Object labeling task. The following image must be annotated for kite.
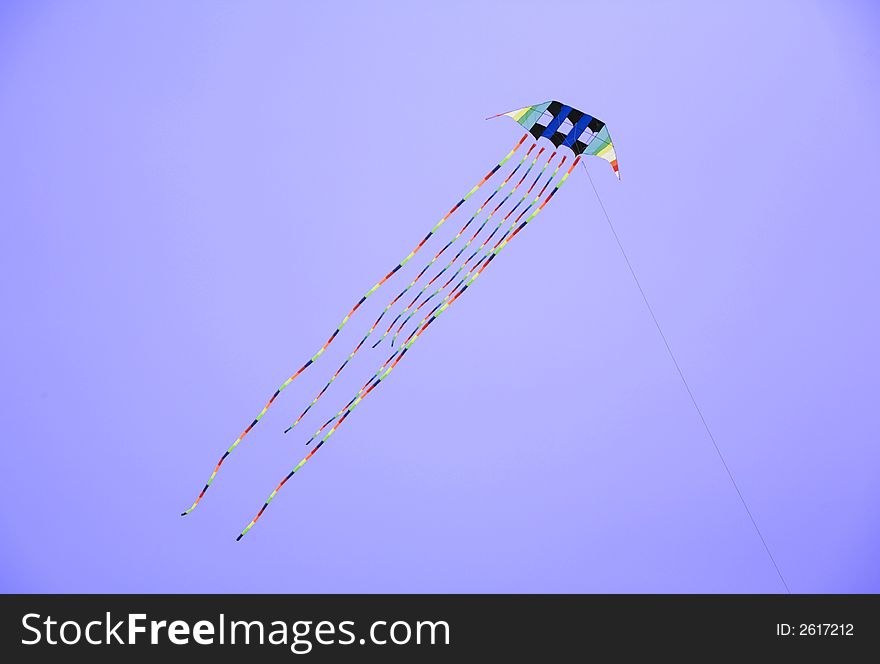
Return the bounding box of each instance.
[181,100,620,539]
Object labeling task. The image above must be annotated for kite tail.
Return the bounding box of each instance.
[281,143,539,435]
[181,133,529,516]
[370,145,544,349]
[389,171,536,328]
[301,322,412,446]
[381,147,552,347]
[395,154,568,345]
[362,141,534,356]
[462,152,562,268]
[236,156,581,539]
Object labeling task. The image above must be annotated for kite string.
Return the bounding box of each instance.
[237,157,581,540]
[180,133,530,516]
[580,161,791,594]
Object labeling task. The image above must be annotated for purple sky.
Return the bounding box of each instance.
[1,1,878,593]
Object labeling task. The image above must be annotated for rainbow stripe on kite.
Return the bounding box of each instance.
[495,100,619,179]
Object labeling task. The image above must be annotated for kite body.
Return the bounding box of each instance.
[496,100,619,178]
[183,101,619,538]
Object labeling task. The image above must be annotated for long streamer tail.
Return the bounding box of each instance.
[394,154,567,345]
[380,148,553,348]
[281,143,539,435]
[371,145,544,350]
[181,133,529,516]
[236,156,581,539]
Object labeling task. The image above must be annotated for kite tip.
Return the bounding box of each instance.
[282,426,292,434]
[235,533,243,542]
[180,511,188,517]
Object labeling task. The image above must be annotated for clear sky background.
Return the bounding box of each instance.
[1,1,878,593]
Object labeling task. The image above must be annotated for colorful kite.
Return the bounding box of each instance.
[182,101,619,539]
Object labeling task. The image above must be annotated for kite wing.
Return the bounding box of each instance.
[495,100,620,179]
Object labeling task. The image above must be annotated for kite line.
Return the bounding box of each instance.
[580,161,791,593]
